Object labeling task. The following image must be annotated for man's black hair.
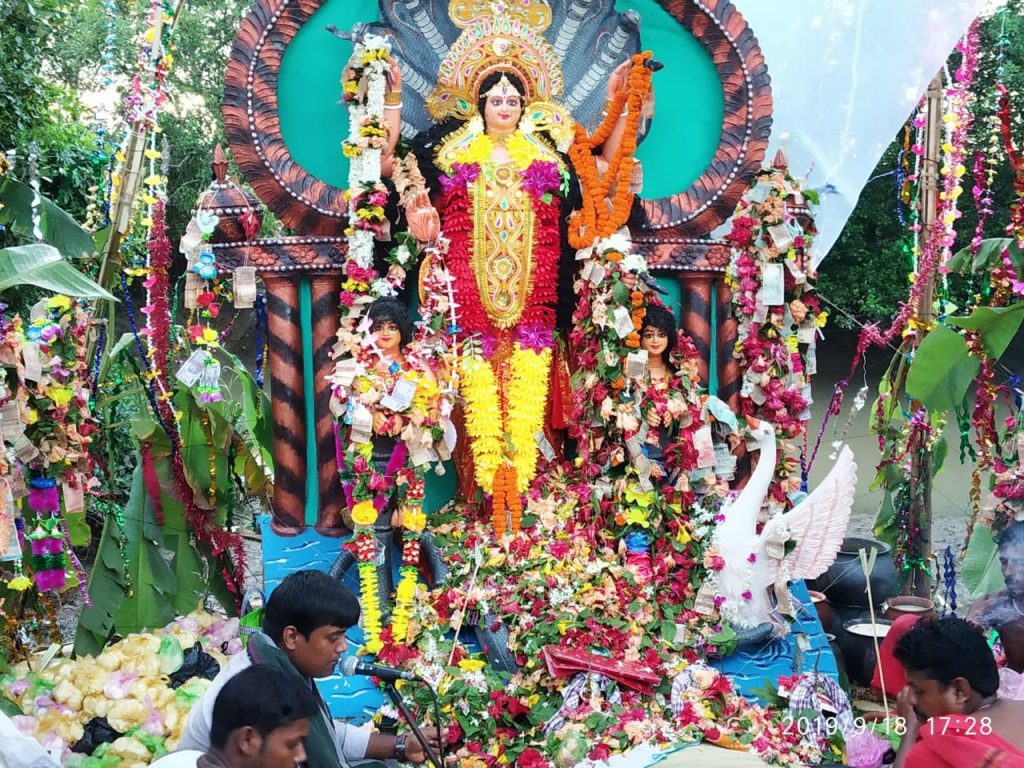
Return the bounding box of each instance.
[209,666,318,750]
[893,616,999,697]
[367,298,414,349]
[262,569,360,643]
[476,70,527,121]
[641,304,679,361]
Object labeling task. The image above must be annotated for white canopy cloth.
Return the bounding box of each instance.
[735,0,988,267]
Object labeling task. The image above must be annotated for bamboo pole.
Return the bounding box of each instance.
[906,71,944,596]
[86,0,188,367]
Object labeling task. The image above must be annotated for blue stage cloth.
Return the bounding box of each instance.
[711,580,839,702]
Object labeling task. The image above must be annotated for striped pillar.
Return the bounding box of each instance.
[311,273,346,535]
[716,279,742,411]
[264,275,307,534]
[677,272,714,389]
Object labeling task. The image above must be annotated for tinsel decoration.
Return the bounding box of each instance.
[28,518,67,593]
[28,476,60,515]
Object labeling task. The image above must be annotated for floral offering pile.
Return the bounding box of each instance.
[372,483,837,767]
[2,610,241,768]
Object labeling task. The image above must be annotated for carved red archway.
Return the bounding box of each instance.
[223,0,772,257]
[219,0,773,531]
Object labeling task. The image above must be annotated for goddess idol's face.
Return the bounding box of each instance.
[483,90,523,135]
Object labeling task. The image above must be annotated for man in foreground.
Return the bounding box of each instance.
[177,569,438,766]
[893,616,1024,767]
[205,665,316,768]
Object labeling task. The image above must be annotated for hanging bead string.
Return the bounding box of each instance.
[254,292,267,388]
[90,323,106,392]
[942,545,958,615]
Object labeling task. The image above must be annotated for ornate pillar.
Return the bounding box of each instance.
[677,271,714,389]
[311,272,346,535]
[715,278,741,411]
[264,275,308,534]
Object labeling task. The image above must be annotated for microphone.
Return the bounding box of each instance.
[644,59,664,72]
[341,656,420,683]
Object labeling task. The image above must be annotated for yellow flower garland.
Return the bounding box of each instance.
[506,344,552,492]
[390,568,419,643]
[460,355,505,494]
[358,562,384,654]
[460,345,551,493]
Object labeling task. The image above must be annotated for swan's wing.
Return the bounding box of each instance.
[761,445,857,585]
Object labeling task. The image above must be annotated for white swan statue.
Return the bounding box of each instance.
[714,417,858,633]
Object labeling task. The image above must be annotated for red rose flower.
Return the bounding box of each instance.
[517,747,550,768]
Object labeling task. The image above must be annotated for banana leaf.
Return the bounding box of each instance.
[114,460,177,635]
[0,175,95,260]
[152,447,214,617]
[905,324,979,412]
[946,303,1024,359]
[947,237,1024,274]
[0,243,115,300]
[75,466,137,655]
[962,524,1006,597]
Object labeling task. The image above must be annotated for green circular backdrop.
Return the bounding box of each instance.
[278,0,724,200]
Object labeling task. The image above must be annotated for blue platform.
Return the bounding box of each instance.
[260,516,839,719]
[259,514,386,722]
[712,580,840,699]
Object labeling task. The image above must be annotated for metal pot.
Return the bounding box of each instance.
[834,616,893,687]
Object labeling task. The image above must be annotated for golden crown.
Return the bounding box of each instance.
[426,0,564,121]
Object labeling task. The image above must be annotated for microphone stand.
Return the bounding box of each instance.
[382,680,442,768]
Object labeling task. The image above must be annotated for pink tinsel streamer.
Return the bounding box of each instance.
[141,442,165,526]
[56,513,91,607]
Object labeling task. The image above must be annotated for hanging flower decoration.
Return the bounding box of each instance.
[329,33,456,654]
[724,154,825,509]
[0,298,97,602]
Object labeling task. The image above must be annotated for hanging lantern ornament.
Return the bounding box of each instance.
[193,247,217,281]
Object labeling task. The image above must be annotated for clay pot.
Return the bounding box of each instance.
[885,595,937,622]
[808,589,831,631]
[835,616,893,687]
[810,536,898,609]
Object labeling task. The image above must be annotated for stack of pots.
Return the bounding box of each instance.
[808,536,899,686]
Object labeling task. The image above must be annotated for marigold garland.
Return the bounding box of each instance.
[460,355,505,494]
[357,562,385,653]
[568,52,653,248]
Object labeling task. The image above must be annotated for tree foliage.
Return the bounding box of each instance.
[0,1,101,223]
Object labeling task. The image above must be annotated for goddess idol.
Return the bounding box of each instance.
[380,0,653,517]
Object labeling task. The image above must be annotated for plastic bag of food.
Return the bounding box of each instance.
[168,644,219,689]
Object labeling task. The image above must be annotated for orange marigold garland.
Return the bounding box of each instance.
[568,52,653,248]
[490,463,523,538]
